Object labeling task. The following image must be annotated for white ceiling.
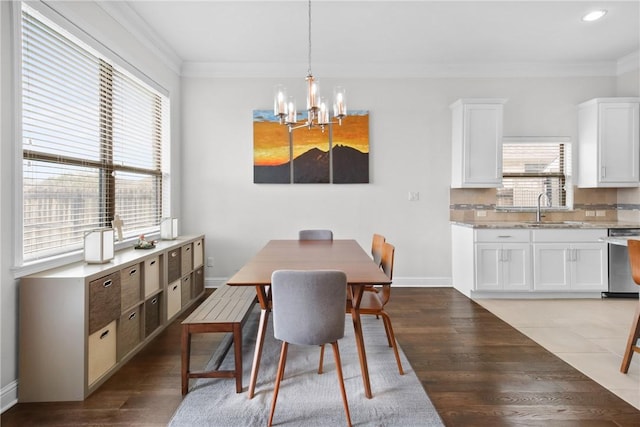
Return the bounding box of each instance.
[106,1,640,77]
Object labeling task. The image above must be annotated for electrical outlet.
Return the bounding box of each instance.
[585,211,595,217]
[408,191,419,201]
[596,210,606,217]
[207,256,214,267]
[476,211,487,217]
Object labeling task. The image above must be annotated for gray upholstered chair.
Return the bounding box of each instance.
[268,270,352,427]
[298,229,333,240]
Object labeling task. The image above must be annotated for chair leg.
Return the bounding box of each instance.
[331,342,352,427]
[318,344,325,374]
[381,311,404,375]
[268,342,289,427]
[621,302,640,373]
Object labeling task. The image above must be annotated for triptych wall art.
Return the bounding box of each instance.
[253,110,369,184]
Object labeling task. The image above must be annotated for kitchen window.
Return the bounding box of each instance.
[497,137,572,210]
[18,4,169,265]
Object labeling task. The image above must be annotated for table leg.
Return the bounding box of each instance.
[248,285,271,399]
[350,284,373,398]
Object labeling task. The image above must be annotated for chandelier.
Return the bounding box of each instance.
[273,0,347,132]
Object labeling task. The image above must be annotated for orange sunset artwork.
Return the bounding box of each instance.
[253,110,369,184]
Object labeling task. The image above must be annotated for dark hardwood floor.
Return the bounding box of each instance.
[3,287,640,426]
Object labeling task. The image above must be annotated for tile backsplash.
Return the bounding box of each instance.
[450,187,640,222]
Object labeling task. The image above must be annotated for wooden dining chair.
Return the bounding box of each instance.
[621,239,640,373]
[298,229,333,240]
[371,233,386,267]
[269,270,352,427]
[323,242,404,375]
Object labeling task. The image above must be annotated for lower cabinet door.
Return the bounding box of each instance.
[88,320,117,386]
[117,306,141,361]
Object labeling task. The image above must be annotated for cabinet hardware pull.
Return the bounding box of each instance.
[172,252,177,257]
[497,235,511,238]
[129,268,137,275]
[128,312,137,320]
[103,280,112,288]
[173,285,178,291]
[151,298,157,304]
[186,247,191,252]
[150,260,156,266]
[100,330,110,339]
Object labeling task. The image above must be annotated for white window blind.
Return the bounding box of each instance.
[21,6,167,262]
[497,141,571,209]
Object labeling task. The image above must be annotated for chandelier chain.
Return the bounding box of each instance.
[307,0,312,76]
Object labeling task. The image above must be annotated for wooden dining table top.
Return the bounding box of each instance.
[227,239,391,286]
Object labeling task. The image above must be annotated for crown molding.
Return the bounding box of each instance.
[181,60,620,79]
[95,1,183,75]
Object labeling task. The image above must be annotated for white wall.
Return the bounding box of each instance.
[180,75,620,286]
[0,1,182,410]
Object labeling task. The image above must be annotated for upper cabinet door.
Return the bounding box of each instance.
[451,99,506,188]
[578,98,640,188]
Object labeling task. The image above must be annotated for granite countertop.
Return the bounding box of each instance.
[451,220,640,229]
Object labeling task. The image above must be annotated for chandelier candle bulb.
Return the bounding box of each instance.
[319,97,330,125]
[286,97,297,124]
[306,75,319,111]
[274,85,287,118]
[333,87,347,119]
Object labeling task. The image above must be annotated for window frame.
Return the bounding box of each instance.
[12,2,171,277]
[496,136,573,212]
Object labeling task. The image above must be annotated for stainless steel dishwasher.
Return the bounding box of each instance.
[606,228,640,297]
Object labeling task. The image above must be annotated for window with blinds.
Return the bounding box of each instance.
[497,139,571,209]
[21,5,168,262]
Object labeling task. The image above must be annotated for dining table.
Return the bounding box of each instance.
[227,239,391,399]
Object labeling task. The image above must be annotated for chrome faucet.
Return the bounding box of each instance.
[536,192,547,222]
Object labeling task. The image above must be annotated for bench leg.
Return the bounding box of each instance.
[181,325,191,395]
[233,323,243,393]
[248,307,270,399]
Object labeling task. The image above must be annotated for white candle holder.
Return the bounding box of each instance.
[84,228,115,264]
[161,217,179,240]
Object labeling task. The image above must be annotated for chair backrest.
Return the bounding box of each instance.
[371,233,386,267]
[628,239,640,285]
[271,270,347,346]
[298,229,333,240]
[379,242,395,305]
[381,242,395,280]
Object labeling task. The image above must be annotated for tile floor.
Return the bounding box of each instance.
[477,297,640,410]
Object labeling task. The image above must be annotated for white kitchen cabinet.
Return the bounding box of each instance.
[532,230,607,291]
[451,226,531,294]
[451,98,507,188]
[578,97,640,187]
[476,243,530,291]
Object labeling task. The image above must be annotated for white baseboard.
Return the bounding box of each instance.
[1,380,18,413]
[205,276,452,288]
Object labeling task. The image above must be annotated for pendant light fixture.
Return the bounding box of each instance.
[273,0,347,132]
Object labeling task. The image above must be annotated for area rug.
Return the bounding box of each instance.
[170,308,444,426]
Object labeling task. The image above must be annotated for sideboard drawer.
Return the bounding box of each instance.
[144,295,161,337]
[192,267,204,298]
[89,272,121,335]
[181,243,193,274]
[167,248,181,284]
[193,239,204,268]
[117,306,141,361]
[143,256,160,297]
[88,320,116,386]
[167,280,181,320]
[120,263,141,310]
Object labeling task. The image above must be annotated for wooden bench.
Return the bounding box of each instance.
[181,284,257,395]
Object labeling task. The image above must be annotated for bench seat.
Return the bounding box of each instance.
[181,284,257,394]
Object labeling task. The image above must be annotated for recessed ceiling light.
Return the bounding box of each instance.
[582,10,607,22]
